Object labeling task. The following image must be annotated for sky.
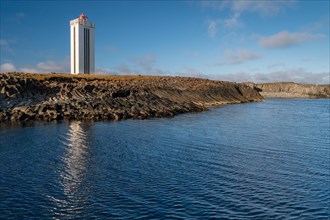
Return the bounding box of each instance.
[0,0,329,84]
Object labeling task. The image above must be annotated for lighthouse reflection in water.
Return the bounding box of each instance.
[58,121,92,215]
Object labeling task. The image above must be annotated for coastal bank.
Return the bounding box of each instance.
[0,73,263,122]
[255,82,330,98]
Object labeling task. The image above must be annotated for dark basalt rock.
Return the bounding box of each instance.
[112,90,131,98]
[0,73,264,122]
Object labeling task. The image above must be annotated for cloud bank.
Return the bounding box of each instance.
[203,0,295,37]
[259,31,324,48]
[0,38,15,54]
[0,59,70,73]
[208,69,329,84]
[216,49,261,65]
[207,15,241,38]
[0,63,16,72]
[201,0,295,16]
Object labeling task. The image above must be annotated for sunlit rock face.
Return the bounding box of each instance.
[255,82,330,98]
[0,73,264,122]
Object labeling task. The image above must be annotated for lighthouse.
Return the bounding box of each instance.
[70,13,95,74]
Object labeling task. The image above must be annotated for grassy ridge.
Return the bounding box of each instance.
[6,72,161,81]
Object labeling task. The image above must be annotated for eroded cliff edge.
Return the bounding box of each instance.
[0,73,263,122]
[254,82,330,98]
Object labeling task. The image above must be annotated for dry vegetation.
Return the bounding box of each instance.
[7,72,162,81]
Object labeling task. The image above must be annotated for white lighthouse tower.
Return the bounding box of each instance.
[70,13,95,74]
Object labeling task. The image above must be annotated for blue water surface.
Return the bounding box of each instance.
[0,99,329,219]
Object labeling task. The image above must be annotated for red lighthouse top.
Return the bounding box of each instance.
[79,13,87,20]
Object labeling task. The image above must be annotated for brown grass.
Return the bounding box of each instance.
[1,72,164,81]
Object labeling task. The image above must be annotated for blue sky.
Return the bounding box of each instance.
[0,0,329,84]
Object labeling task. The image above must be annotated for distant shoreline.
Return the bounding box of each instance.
[254,82,330,99]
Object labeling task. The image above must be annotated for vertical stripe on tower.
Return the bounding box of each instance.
[87,28,90,73]
[84,28,86,73]
[73,27,76,73]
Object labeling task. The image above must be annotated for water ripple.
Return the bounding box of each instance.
[0,99,329,219]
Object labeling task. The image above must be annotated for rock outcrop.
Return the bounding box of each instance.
[254,82,330,98]
[0,73,263,122]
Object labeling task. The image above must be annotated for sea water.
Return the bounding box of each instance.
[0,99,329,219]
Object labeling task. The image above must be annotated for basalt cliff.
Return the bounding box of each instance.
[254,82,330,98]
[0,73,263,122]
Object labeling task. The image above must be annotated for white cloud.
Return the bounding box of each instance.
[267,63,286,70]
[95,67,113,74]
[115,64,139,75]
[259,31,324,48]
[0,63,17,72]
[133,54,156,69]
[234,1,294,16]
[300,16,330,34]
[177,66,329,84]
[103,45,120,54]
[202,1,294,37]
[207,20,219,38]
[200,0,295,16]
[0,38,15,54]
[112,54,168,76]
[216,49,261,65]
[132,54,156,71]
[36,60,69,72]
[19,67,39,73]
[0,58,70,73]
[212,69,330,84]
[207,14,242,38]
[180,67,212,79]
[222,13,241,28]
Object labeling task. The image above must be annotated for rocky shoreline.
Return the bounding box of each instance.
[0,73,264,122]
[255,82,330,98]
